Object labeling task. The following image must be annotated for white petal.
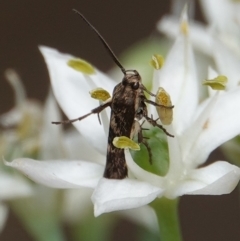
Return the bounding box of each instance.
[154,16,199,134]
[39,46,115,154]
[199,0,234,33]
[165,161,240,198]
[4,69,26,106]
[180,92,219,166]
[63,128,105,165]
[165,125,183,178]
[213,40,240,90]
[185,88,240,166]
[187,161,240,195]
[0,203,8,233]
[0,101,42,130]
[40,90,65,159]
[171,0,194,19]
[0,171,33,200]
[4,158,103,189]
[0,106,23,127]
[92,178,163,216]
[158,15,213,56]
[164,180,206,199]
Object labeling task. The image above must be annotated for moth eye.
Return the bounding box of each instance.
[131,82,139,90]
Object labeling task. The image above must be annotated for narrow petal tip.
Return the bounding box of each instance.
[180,5,189,35]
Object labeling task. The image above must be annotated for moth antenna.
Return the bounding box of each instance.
[73,9,126,74]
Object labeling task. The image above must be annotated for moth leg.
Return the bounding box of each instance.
[144,99,174,109]
[144,114,174,137]
[139,120,150,131]
[141,85,156,97]
[97,113,102,125]
[131,120,153,164]
[52,101,111,125]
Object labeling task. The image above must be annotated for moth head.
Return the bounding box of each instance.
[122,70,142,90]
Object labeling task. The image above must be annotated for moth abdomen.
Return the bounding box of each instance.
[104,143,128,179]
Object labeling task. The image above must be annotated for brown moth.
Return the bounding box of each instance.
[52,9,174,179]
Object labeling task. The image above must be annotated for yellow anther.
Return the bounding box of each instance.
[150,54,164,70]
[202,75,228,90]
[67,59,95,75]
[113,136,140,151]
[89,88,111,101]
[155,87,173,125]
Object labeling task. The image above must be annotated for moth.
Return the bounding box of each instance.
[52,9,174,179]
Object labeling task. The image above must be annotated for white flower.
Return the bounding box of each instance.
[93,12,240,215]
[0,170,33,232]
[4,11,240,217]
[0,69,39,232]
[199,0,240,52]
[0,69,43,159]
[160,2,240,167]
[159,0,240,90]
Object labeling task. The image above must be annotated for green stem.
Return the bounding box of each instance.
[150,197,182,241]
